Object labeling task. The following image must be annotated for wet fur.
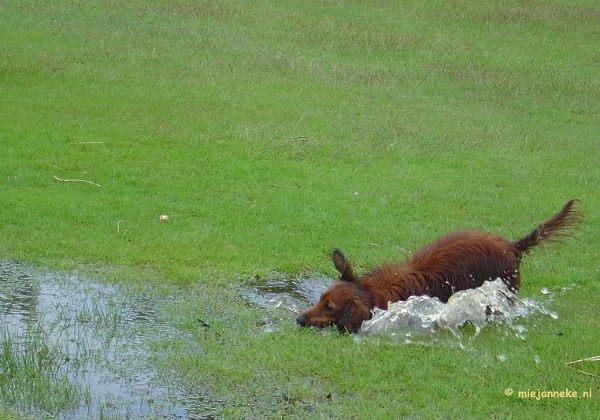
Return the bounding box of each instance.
[297,200,582,333]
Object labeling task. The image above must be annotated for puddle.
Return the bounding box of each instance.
[0,261,212,419]
[244,275,331,313]
[246,275,563,345]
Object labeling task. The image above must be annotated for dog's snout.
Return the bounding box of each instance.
[296,316,307,326]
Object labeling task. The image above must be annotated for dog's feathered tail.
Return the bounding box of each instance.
[513,199,583,254]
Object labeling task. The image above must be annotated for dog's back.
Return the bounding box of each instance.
[363,231,519,305]
[363,200,582,304]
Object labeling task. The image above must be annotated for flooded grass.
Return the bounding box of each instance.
[0,322,80,415]
[0,261,211,419]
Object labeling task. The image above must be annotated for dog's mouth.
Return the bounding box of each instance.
[296,316,337,330]
[296,318,324,328]
[295,316,308,327]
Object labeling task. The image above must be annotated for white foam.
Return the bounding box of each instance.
[358,278,558,344]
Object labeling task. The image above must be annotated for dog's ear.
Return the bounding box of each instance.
[332,249,356,282]
[338,296,371,333]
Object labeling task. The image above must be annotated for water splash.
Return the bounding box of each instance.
[359,279,559,344]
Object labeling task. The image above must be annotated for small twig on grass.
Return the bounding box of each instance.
[53,175,101,187]
[566,355,600,365]
[568,368,598,378]
[197,319,210,328]
[566,355,600,377]
[116,220,127,232]
[52,162,86,174]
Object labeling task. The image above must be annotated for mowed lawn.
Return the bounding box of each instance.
[1,0,599,418]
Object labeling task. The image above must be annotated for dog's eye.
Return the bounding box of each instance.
[324,303,333,313]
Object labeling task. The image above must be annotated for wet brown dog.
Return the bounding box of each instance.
[297,200,582,333]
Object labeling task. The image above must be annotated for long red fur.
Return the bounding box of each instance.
[297,200,582,333]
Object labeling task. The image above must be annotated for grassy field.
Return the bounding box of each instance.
[1,0,599,417]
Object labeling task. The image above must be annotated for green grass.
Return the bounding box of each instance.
[0,324,81,415]
[1,0,599,417]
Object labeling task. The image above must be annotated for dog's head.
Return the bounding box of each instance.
[296,250,372,333]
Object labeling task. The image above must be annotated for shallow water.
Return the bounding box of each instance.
[244,275,331,312]
[0,261,212,419]
[246,275,562,345]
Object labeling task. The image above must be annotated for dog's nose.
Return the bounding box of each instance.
[296,316,307,326]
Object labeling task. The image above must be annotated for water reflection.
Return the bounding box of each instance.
[0,265,40,330]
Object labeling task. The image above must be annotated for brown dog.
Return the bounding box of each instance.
[297,200,582,333]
